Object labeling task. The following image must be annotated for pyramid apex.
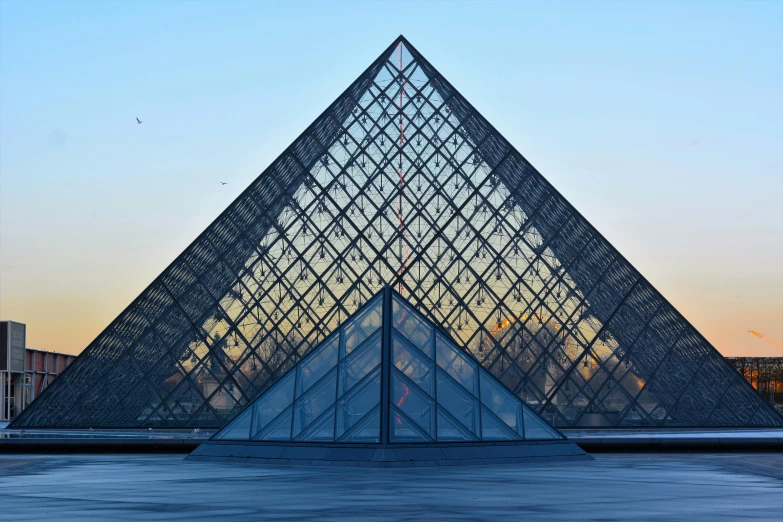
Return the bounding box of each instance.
[392,34,411,47]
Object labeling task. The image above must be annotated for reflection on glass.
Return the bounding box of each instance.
[335,368,381,439]
[296,334,339,397]
[480,369,522,435]
[391,406,432,442]
[436,369,480,435]
[257,405,293,440]
[392,335,434,396]
[392,296,433,357]
[436,334,478,395]
[392,370,435,437]
[523,406,563,440]
[339,333,381,395]
[344,296,383,354]
[213,407,251,440]
[436,408,477,441]
[481,408,519,440]
[340,406,380,442]
[293,370,337,438]
[295,406,335,441]
[252,371,295,436]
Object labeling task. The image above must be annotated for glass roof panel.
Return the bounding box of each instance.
[391,405,433,442]
[392,295,434,357]
[257,405,293,441]
[335,367,381,440]
[338,332,382,396]
[435,368,480,436]
[436,408,478,442]
[480,368,523,436]
[523,405,564,440]
[391,370,435,438]
[339,405,381,443]
[344,295,383,355]
[295,406,335,442]
[292,369,337,438]
[296,334,339,397]
[212,407,252,440]
[251,371,295,437]
[436,334,478,396]
[481,407,521,441]
[392,334,435,396]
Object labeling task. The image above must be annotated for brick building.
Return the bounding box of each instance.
[1,321,76,422]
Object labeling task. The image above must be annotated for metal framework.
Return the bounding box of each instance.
[12,36,782,429]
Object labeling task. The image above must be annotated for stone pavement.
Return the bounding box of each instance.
[0,453,781,520]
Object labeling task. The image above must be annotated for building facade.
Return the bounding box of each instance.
[728,357,783,416]
[1,321,76,422]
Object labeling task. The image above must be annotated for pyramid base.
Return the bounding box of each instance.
[187,439,591,467]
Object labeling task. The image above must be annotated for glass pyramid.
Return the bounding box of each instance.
[213,286,562,443]
[12,36,782,430]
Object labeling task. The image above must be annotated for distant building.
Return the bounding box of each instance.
[1,321,76,422]
[727,357,783,415]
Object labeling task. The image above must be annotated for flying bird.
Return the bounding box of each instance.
[136,117,142,124]
[220,182,228,185]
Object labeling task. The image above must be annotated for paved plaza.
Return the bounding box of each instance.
[0,453,781,520]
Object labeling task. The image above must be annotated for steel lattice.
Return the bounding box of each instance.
[12,37,782,429]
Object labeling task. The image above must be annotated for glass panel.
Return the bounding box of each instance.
[392,335,434,396]
[481,407,520,441]
[392,370,435,437]
[436,369,480,435]
[479,369,523,435]
[523,405,562,440]
[296,334,339,397]
[343,295,383,354]
[435,333,478,395]
[295,406,335,442]
[213,407,251,440]
[436,408,477,441]
[257,405,293,441]
[335,367,381,439]
[251,371,295,437]
[292,369,337,438]
[390,406,433,442]
[392,296,433,357]
[338,332,382,396]
[339,405,380,443]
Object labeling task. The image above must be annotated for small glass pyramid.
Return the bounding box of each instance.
[212,286,561,444]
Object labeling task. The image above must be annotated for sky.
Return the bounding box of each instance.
[0,0,781,357]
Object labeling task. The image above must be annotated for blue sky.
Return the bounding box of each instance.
[1,0,781,355]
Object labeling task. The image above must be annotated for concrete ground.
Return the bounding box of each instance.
[0,453,781,520]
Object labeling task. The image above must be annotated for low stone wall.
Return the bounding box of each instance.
[571,434,783,453]
[188,439,592,467]
[0,437,201,453]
